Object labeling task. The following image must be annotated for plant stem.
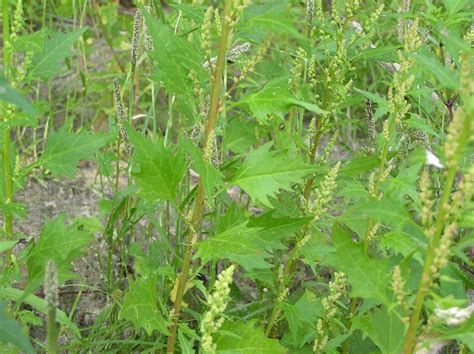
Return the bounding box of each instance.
[2,0,14,262]
[166,2,232,352]
[402,178,454,353]
[303,119,324,200]
[341,88,401,354]
[92,1,126,73]
[47,307,58,354]
[152,0,167,24]
[115,139,121,193]
[266,120,325,336]
[363,100,398,253]
[403,121,470,353]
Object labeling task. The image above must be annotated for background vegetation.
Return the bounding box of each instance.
[0,0,473,353]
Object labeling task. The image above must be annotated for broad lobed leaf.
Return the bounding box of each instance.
[119,276,169,336]
[28,28,87,81]
[326,223,391,304]
[129,129,188,202]
[38,126,110,177]
[232,142,316,207]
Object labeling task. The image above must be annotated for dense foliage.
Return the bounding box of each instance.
[1,0,473,353]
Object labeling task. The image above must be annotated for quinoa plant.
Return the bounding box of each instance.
[0,1,473,353]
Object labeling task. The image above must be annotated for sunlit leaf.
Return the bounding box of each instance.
[119,276,169,336]
[326,223,390,304]
[25,214,92,291]
[239,79,327,124]
[215,320,287,353]
[38,126,110,177]
[352,307,406,354]
[28,28,87,80]
[0,77,36,115]
[232,142,315,207]
[3,288,81,338]
[129,129,187,202]
[143,10,205,94]
[0,302,35,354]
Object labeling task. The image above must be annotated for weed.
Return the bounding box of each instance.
[0,1,473,353]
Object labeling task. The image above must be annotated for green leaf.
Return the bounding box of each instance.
[178,329,195,354]
[352,307,406,354]
[443,0,470,14]
[405,114,441,139]
[337,180,369,201]
[340,197,421,238]
[143,12,205,94]
[3,288,81,338]
[239,79,327,124]
[247,212,311,249]
[354,88,389,111]
[326,223,390,304]
[186,142,223,198]
[38,126,110,177]
[281,291,323,347]
[286,98,328,115]
[129,129,187,202]
[232,143,315,207]
[0,77,37,115]
[28,28,87,80]
[215,320,287,353]
[240,1,304,41]
[225,120,258,154]
[198,214,309,270]
[340,156,380,177]
[300,230,336,266]
[13,29,47,54]
[119,276,169,336]
[384,163,422,206]
[413,53,458,90]
[25,214,92,291]
[0,241,17,254]
[0,302,35,354]
[351,45,400,62]
[380,231,424,264]
[196,223,271,270]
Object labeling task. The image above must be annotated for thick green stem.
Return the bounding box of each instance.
[403,168,461,352]
[2,0,14,260]
[403,109,471,353]
[166,2,232,352]
[47,307,58,354]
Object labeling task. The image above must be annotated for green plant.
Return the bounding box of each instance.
[1,0,473,353]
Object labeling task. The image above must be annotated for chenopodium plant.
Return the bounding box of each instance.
[334,17,474,354]
[87,1,472,354]
[115,0,381,352]
[0,0,110,350]
[115,0,330,351]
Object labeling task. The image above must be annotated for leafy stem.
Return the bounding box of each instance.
[265,118,325,336]
[363,92,400,254]
[403,109,472,353]
[303,118,325,200]
[2,0,14,262]
[166,2,233,352]
[343,62,404,354]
